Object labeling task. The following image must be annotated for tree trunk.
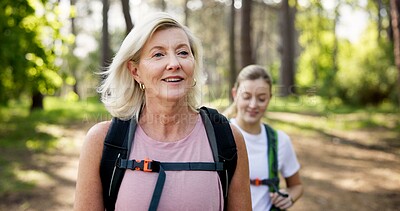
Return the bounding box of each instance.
[378,0,383,39]
[121,0,133,35]
[240,0,253,69]
[390,0,400,106]
[70,0,80,99]
[229,0,237,102]
[184,0,190,26]
[160,0,166,11]
[102,0,112,68]
[279,0,296,96]
[30,92,44,111]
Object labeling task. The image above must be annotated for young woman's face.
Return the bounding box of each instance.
[233,78,271,124]
[130,27,195,103]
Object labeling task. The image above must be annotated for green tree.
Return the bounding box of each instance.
[296,1,335,96]
[337,25,396,105]
[0,0,63,110]
[297,0,396,105]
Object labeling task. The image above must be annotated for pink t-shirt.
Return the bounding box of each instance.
[115,115,224,211]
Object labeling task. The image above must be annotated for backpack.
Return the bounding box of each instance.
[99,107,237,211]
[250,124,289,211]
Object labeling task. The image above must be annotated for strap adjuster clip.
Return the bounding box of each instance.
[143,158,152,172]
[250,178,264,186]
[132,158,160,172]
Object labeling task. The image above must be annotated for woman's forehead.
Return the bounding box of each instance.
[239,79,270,90]
[148,27,189,44]
[237,80,270,96]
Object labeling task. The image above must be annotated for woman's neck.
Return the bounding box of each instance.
[138,105,198,142]
[235,118,261,135]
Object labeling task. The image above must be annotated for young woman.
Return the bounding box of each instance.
[74,12,251,211]
[224,65,303,210]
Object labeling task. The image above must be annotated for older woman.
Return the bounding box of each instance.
[74,12,251,211]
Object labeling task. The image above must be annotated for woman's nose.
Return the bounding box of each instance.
[167,55,181,71]
[249,97,257,108]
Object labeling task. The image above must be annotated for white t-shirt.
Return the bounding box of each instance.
[231,119,301,211]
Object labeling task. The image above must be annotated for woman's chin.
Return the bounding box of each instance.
[158,92,189,103]
[243,116,261,124]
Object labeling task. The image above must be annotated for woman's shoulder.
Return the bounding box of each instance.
[78,121,113,173]
[276,129,291,141]
[84,120,112,145]
[275,129,297,151]
[229,123,246,149]
[263,124,290,140]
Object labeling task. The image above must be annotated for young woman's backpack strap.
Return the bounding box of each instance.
[264,124,279,192]
[264,124,289,211]
[249,124,288,210]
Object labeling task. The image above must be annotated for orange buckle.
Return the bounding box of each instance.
[255,178,261,186]
[143,157,152,172]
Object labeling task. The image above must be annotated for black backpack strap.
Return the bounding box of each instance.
[249,178,288,197]
[101,108,236,211]
[100,117,137,211]
[199,109,219,163]
[117,158,225,211]
[200,106,237,210]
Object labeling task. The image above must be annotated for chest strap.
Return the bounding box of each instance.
[250,178,289,198]
[117,158,224,211]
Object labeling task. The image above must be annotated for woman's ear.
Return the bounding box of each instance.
[127,60,140,82]
[231,88,237,100]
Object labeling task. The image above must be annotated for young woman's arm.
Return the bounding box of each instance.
[270,171,303,209]
[286,172,303,203]
[74,121,111,211]
[226,124,252,211]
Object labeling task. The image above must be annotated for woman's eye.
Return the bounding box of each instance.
[241,94,251,100]
[178,51,189,56]
[153,52,164,58]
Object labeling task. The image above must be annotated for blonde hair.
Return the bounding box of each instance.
[223,64,273,119]
[97,12,206,120]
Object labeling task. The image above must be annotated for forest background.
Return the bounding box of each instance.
[0,0,399,210]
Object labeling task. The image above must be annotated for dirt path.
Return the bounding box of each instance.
[0,123,89,211]
[290,127,400,210]
[1,112,399,211]
[268,112,400,211]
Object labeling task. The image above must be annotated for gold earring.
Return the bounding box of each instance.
[139,83,146,90]
[192,79,197,87]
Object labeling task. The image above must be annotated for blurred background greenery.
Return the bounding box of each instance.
[1,0,400,109]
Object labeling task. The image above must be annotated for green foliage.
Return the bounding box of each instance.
[0,0,64,104]
[336,24,397,105]
[0,96,108,196]
[296,1,397,106]
[296,2,337,97]
[0,96,108,147]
